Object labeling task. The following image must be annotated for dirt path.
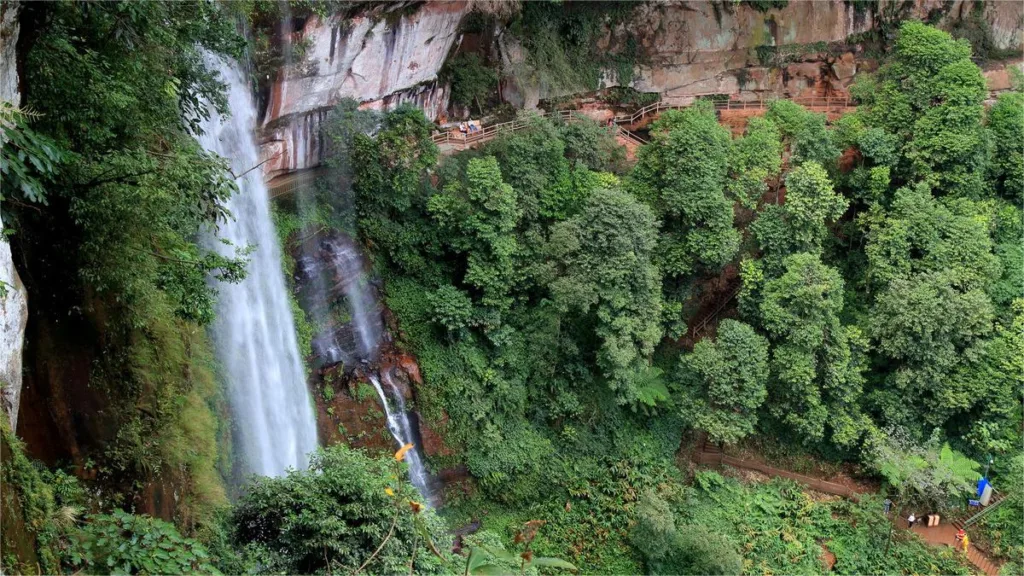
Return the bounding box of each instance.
[912,522,1001,576]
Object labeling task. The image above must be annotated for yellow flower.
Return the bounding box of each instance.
[385,487,395,496]
[394,443,414,462]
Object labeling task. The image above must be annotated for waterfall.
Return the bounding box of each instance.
[317,235,436,504]
[199,55,318,478]
[369,372,434,502]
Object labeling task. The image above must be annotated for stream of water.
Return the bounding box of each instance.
[316,236,436,504]
[200,55,318,478]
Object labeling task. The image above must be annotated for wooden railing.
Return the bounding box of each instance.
[613,94,853,125]
[431,109,577,149]
[431,94,855,154]
[696,440,862,500]
[616,126,648,146]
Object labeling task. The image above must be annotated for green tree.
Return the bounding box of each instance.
[751,161,848,274]
[630,490,676,562]
[764,100,840,169]
[986,92,1024,202]
[484,111,576,222]
[676,319,769,445]
[354,105,440,276]
[727,115,782,209]
[864,21,987,195]
[863,185,1002,436]
[654,529,743,576]
[549,188,663,404]
[428,156,521,313]
[557,115,625,173]
[232,445,453,575]
[946,300,1024,455]
[630,103,740,279]
[757,253,868,446]
[865,427,980,512]
[427,284,476,335]
[442,53,497,115]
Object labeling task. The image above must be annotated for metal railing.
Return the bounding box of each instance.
[959,492,1007,529]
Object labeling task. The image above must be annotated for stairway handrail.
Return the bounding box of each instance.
[962,492,1006,528]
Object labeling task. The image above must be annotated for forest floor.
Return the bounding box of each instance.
[912,522,1002,576]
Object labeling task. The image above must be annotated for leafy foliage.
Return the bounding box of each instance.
[680,471,971,575]
[751,161,848,274]
[675,319,769,445]
[232,445,453,575]
[987,92,1024,202]
[549,188,664,404]
[66,510,219,575]
[442,53,498,114]
[630,103,740,280]
[751,253,868,447]
[727,116,783,209]
[861,21,987,195]
[0,102,66,205]
[865,427,980,512]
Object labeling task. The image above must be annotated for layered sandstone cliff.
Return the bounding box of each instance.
[260,0,1023,176]
[260,1,469,177]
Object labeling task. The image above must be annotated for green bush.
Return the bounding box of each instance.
[231,445,453,574]
[65,510,218,575]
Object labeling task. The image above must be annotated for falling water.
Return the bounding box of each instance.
[312,235,436,503]
[369,371,434,501]
[199,55,318,477]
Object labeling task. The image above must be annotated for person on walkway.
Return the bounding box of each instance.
[956,528,966,543]
[961,534,970,555]
[907,513,916,528]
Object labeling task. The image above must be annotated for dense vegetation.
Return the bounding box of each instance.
[1,1,1020,574]
[340,20,1021,574]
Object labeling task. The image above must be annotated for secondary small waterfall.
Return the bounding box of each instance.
[304,235,436,503]
[199,55,318,478]
[369,371,433,500]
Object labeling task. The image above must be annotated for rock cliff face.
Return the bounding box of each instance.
[260,1,468,177]
[503,0,1024,107]
[260,0,1022,176]
[1,0,28,431]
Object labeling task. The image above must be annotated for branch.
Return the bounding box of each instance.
[230,157,275,181]
[83,169,158,189]
[352,508,400,575]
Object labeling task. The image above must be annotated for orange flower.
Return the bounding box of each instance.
[385,487,395,496]
[394,443,414,462]
[409,500,423,515]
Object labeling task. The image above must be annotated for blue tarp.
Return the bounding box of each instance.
[977,477,989,498]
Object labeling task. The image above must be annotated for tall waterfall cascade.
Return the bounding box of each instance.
[199,55,318,478]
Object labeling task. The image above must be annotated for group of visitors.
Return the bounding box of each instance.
[458,120,481,135]
[907,513,970,555]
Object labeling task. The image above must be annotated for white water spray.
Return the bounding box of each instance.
[200,56,318,477]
